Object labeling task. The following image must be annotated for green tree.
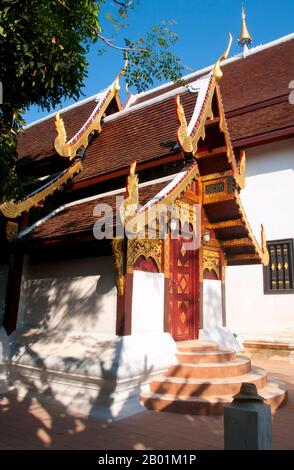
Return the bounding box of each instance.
[0,0,182,202]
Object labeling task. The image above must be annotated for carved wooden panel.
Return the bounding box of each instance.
[169,236,199,341]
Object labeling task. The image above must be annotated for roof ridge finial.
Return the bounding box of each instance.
[213,32,233,82]
[238,3,252,57]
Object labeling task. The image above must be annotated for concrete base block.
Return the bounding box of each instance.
[9,329,178,421]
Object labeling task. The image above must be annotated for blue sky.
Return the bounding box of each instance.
[24,0,294,124]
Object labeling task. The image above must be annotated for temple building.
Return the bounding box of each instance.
[0,25,293,418]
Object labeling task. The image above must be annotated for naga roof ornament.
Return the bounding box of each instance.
[0,160,82,220]
[177,33,232,156]
[0,63,127,225]
[54,78,120,159]
[119,161,140,234]
[261,224,269,266]
[53,57,128,159]
[213,32,233,82]
[176,95,193,153]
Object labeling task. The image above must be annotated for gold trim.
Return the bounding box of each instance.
[239,4,252,45]
[237,150,246,189]
[213,33,232,82]
[112,238,125,295]
[175,199,197,232]
[203,192,235,205]
[127,239,162,273]
[190,80,215,154]
[202,170,232,182]
[215,85,246,190]
[261,224,269,266]
[6,221,19,241]
[134,165,199,232]
[176,76,215,156]
[164,235,170,279]
[209,219,243,229]
[221,238,252,247]
[0,160,82,219]
[235,192,268,265]
[203,249,220,278]
[176,95,193,153]
[54,79,120,159]
[120,161,140,234]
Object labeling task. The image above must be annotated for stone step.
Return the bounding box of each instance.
[141,382,287,416]
[176,349,236,364]
[166,357,251,379]
[151,367,268,397]
[258,382,288,412]
[176,340,219,353]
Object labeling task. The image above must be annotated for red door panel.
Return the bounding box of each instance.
[169,236,199,341]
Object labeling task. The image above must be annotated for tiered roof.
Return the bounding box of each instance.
[15,33,294,183]
[2,32,294,266]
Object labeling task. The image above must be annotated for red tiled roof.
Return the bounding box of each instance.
[73,90,197,183]
[133,38,294,111]
[227,101,294,142]
[17,36,294,178]
[25,181,167,240]
[220,40,294,112]
[18,99,98,162]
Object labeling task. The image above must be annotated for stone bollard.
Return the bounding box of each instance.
[224,382,272,450]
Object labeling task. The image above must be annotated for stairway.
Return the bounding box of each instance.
[141,340,287,416]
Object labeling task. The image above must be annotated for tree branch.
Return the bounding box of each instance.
[112,0,130,7]
[56,0,146,52]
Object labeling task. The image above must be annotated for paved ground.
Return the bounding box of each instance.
[0,358,293,450]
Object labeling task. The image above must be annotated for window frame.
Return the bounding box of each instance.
[263,238,294,295]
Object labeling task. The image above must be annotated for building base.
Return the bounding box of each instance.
[8,329,178,421]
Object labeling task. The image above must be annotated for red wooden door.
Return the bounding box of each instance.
[169,236,199,341]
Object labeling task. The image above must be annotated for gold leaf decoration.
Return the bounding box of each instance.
[54,77,121,159]
[112,238,125,295]
[120,161,140,233]
[213,32,232,82]
[0,160,82,219]
[6,221,19,241]
[176,95,193,153]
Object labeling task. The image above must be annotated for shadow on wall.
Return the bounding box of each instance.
[23,256,117,333]
[5,254,156,428]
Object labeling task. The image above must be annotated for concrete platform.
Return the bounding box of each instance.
[0,358,292,450]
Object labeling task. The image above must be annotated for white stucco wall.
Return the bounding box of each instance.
[20,255,117,334]
[131,270,165,334]
[226,138,294,341]
[202,280,223,329]
[0,264,9,326]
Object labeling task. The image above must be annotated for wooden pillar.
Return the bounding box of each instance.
[115,272,133,336]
